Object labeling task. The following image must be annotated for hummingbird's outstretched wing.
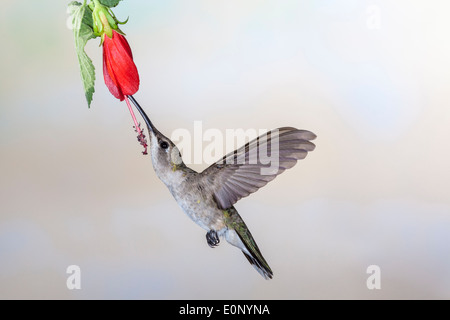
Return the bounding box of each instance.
[201,127,316,210]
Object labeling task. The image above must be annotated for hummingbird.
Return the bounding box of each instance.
[128,95,316,279]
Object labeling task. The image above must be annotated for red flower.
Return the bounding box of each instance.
[102,30,140,101]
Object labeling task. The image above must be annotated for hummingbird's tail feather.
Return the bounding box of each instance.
[241,245,273,280]
[224,208,273,280]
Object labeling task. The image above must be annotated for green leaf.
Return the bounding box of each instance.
[67,1,82,15]
[69,1,97,107]
[99,0,122,8]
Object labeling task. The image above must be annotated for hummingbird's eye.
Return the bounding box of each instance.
[160,141,169,149]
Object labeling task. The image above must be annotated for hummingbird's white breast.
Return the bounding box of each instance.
[163,170,227,233]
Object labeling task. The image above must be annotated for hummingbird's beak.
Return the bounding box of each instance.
[127,95,156,134]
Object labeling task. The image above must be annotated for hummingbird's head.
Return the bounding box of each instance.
[128,96,185,179]
[148,129,184,174]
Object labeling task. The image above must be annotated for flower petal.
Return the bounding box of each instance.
[102,30,139,101]
[103,42,124,100]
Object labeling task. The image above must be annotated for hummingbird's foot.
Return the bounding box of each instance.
[206,230,220,248]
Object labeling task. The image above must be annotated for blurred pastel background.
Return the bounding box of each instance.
[1,0,450,299]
